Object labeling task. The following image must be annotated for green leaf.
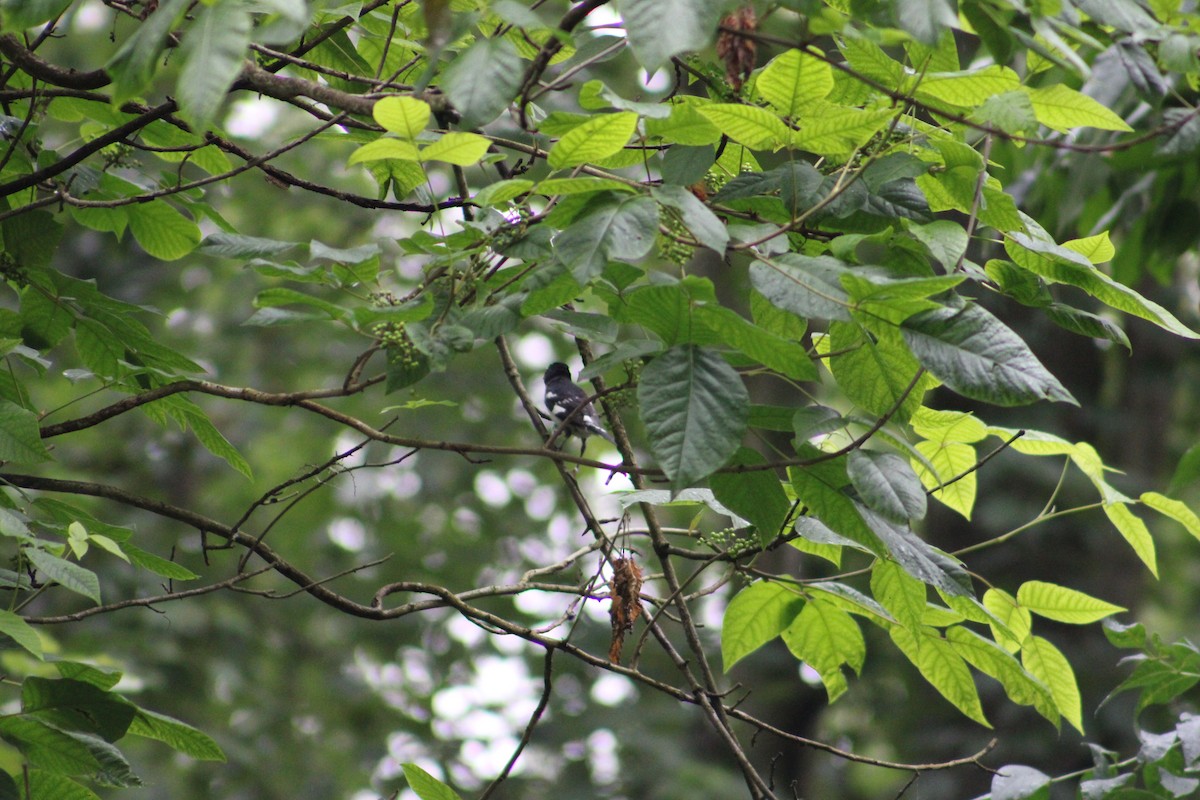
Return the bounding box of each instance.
[871,559,926,631]
[912,440,977,519]
[553,194,659,281]
[23,677,136,743]
[1016,581,1125,625]
[693,305,816,380]
[547,112,638,169]
[24,770,101,800]
[1103,502,1157,576]
[651,184,729,254]
[0,400,52,463]
[371,96,431,139]
[983,588,1031,652]
[420,132,491,166]
[1141,491,1200,542]
[710,448,792,547]
[828,323,928,423]
[789,461,886,554]
[637,345,749,493]
[848,450,927,522]
[913,408,987,444]
[1027,84,1133,132]
[914,66,1021,108]
[721,581,805,671]
[895,0,958,44]
[123,544,199,580]
[474,179,534,206]
[348,138,421,165]
[536,177,637,196]
[757,49,834,117]
[901,303,1077,406]
[1021,634,1083,733]
[0,609,42,659]
[441,37,523,128]
[946,627,1059,725]
[750,255,851,322]
[176,2,252,130]
[23,549,101,603]
[128,708,226,761]
[106,0,191,104]
[0,0,73,29]
[0,716,100,775]
[617,0,726,72]
[781,599,865,702]
[1007,230,1199,339]
[402,763,464,800]
[696,104,791,150]
[891,626,990,726]
[127,202,202,261]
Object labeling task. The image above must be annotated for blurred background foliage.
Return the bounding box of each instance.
[4,0,1200,798]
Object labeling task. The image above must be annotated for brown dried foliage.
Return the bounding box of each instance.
[716,6,758,90]
[608,557,644,664]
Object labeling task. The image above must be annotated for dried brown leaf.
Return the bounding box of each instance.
[716,7,758,91]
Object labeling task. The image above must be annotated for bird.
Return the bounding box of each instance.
[542,362,615,454]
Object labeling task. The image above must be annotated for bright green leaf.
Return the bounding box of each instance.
[722,581,805,671]
[547,112,638,169]
[758,49,834,117]
[372,96,431,139]
[1021,634,1083,733]
[1016,580,1125,624]
[420,132,491,166]
[697,104,791,150]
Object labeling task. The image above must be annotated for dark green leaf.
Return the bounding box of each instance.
[750,255,851,322]
[3,210,63,272]
[176,3,252,129]
[199,233,298,259]
[107,0,192,104]
[128,709,226,761]
[693,305,816,380]
[0,610,41,659]
[661,146,715,186]
[554,194,659,281]
[20,288,73,351]
[0,399,52,463]
[780,161,824,216]
[901,303,1077,406]
[617,0,728,72]
[1045,303,1130,350]
[0,0,73,28]
[710,448,792,547]
[789,459,885,554]
[23,678,135,743]
[863,507,972,596]
[54,662,122,692]
[652,185,729,253]
[847,450,927,522]
[23,549,100,603]
[441,37,523,128]
[638,345,748,492]
[124,543,199,581]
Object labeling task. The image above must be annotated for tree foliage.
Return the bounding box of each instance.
[0,0,1199,798]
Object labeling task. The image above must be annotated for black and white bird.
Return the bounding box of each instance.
[543,362,615,453]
